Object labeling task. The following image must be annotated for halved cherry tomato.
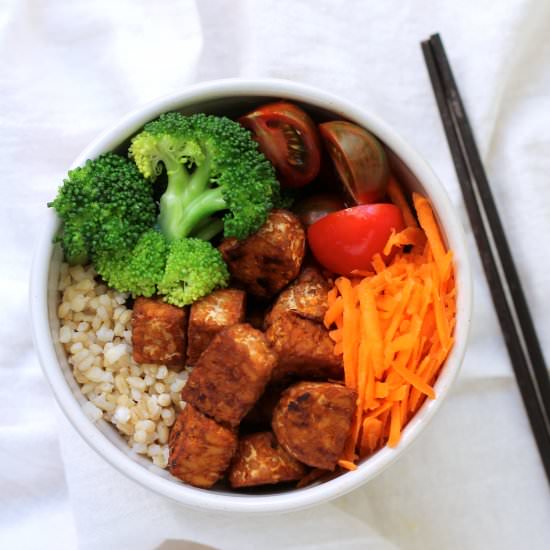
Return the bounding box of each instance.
[307,204,405,276]
[293,193,345,227]
[319,121,389,204]
[239,102,321,187]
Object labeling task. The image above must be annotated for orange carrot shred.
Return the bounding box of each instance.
[367,401,393,418]
[388,402,402,447]
[375,382,389,399]
[387,385,408,401]
[380,409,391,440]
[400,385,410,425]
[358,281,384,379]
[383,227,427,256]
[353,339,369,448]
[371,254,386,274]
[387,333,416,355]
[324,296,344,329]
[387,176,418,227]
[413,193,448,279]
[359,417,383,457]
[392,360,436,399]
[325,192,455,465]
[338,459,358,471]
[431,264,451,350]
[335,278,359,388]
[384,279,415,347]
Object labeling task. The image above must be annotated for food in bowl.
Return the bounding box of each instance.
[48,99,456,490]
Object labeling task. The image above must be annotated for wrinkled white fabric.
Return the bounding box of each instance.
[1,0,550,548]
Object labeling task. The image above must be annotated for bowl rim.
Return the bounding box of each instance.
[30,77,472,514]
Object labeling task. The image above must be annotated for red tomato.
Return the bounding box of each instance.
[239,102,321,187]
[307,204,405,275]
[319,121,389,204]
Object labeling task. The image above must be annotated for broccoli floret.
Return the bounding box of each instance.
[158,238,229,307]
[48,153,156,264]
[129,112,280,242]
[95,230,169,297]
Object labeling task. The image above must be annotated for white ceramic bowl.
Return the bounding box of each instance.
[30,79,472,514]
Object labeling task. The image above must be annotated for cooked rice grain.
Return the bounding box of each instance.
[57,263,188,469]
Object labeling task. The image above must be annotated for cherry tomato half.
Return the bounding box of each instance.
[319,121,389,204]
[293,193,345,227]
[239,102,321,187]
[307,204,405,276]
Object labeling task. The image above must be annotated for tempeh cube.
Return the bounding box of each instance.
[132,297,188,368]
[181,323,277,427]
[186,289,246,366]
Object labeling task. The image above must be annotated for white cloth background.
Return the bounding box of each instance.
[1,0,549,548]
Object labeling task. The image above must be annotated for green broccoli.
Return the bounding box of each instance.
[94,229,169,297]
[48,153,156,265]
[48,114,278,306]
[129,112,280,242]
[158,238,229,307]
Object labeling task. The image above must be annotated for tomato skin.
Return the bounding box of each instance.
[239,102,321,187]
[307,204,405,276]
[319,121,389,204]
[293,193,345,227]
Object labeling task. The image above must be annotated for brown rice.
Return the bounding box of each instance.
[57,263,189,468]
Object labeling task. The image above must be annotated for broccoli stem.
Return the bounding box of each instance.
[191,217,224,241]
[185,147,212,201]
[160,144,190,195]
[158,144,218,242]
[173,187,227,240]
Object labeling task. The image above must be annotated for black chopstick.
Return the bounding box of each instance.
[421,34,550,483]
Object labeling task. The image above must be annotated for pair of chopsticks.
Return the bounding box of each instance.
[421,34,550,484]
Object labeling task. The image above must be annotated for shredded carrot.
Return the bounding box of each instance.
[384,279,415,348]
[383,227,426,256]
[375,382,389,399]
[351,339,369,450]
[386,369,402,387]
[338,459,358,471]
[366,401,393,418]
[324,296,344,329]
[387,176,418,227]
[391,361,436,399]
[371,253,386,274]
[341,421,358,462]
[400,385,410,425]
[359,417,383,457]
[387,385,408,401]
[408,355,431,412]
[325,192,456,467]
[388,402,402,447]
[335,278,359,388]
[431,264,451,351]
[380,409,391,441]
[387,333,416,355]
[413,193,447,279]
[377,294,396,313]
[358,281,384,379]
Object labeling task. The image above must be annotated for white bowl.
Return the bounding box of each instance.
[30,79,472,514]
